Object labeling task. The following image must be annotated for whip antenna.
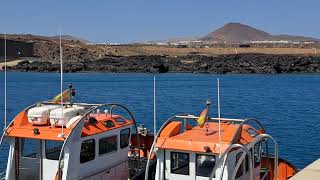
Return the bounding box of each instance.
[3,33,7,131]
[58,33,64,138]
[217,78,222,157]
[153,76,156,136]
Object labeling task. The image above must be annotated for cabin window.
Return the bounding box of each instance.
[254,142,262,167]
[45,140,63,160]
[171,152,189,175]
[21,138,38,158]
[235,152,244,178]
[115,117,127,125]
[247,128,258,137]
[99,135,117,155]
[120,128,130,149]
[104,120,115,128]
[196,154,216,177]
[80,139,95,163]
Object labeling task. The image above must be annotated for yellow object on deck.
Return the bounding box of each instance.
[197,108,208,128]
[52,89,70,103]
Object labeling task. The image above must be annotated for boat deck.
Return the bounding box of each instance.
[290,158,320,180]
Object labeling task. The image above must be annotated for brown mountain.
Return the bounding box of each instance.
[201,22,319,43]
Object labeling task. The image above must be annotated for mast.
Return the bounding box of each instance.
[3,33,7,131]
[217,78,222,157]
[153,76,156,136]
[59,33,64,138]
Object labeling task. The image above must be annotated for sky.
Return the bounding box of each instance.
[0,0,319,43]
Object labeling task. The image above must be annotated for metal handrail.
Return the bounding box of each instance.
[231,118,266,144]
[56,105,96,180]
[262,140,270,180]
[231,149,251,180]
[42,101,104,107]
[228,134,278,180]
[246,134,278,180]
[0,131,5,147]
[208,118,266,180]
[209,143,254,180]
[109,105,117,116]
[207,116,277,180]
[0,171,5,180]
[107,103,141,168]
[175,115,244,123]
[54,103,141,180]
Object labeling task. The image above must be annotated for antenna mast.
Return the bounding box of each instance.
[217,78,222,157]
[59,33,64,138]
[3,33,7,131]
[153,76,156,136]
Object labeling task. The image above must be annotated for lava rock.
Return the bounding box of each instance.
[7,54,320,74]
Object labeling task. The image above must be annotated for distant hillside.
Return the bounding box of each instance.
[50,35,91,44]
[0,33,98,61]
[201,22,319,43]
[202,23,271,43]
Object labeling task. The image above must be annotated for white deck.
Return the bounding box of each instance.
[290,158,320,180]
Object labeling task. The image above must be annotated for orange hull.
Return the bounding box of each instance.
[130,134,155,159]
[261,156,298,180]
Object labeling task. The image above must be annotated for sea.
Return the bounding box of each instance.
[0,72,320,173]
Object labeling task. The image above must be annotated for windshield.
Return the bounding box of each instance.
[45,140,63,160]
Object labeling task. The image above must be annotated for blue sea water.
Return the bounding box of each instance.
[0,72,320,172]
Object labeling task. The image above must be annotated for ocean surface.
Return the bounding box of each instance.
[1,72,320,172]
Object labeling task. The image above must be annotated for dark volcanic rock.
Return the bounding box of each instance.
[85,55,171,73]
[8,54,320,74]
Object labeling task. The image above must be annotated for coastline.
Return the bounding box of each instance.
[2,54,320,74]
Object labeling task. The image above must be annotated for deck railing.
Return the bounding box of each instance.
[0,171,5,180]
[209,143,254,180]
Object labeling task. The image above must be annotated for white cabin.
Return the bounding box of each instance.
[1,102,136,180]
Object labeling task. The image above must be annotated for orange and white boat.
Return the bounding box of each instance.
[144,100,298,180]
[0,84,299,180]
[0,35,157,180]
[0,84,156,180]
[0,88,299,180]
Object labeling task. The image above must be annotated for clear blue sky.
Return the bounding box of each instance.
[1,0,319,43]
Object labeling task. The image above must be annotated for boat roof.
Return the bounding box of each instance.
[5,109,133,141]
[156,121,260,154]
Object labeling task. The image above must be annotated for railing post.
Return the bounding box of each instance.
[209,143,253,180]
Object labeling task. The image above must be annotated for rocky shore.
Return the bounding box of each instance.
[5,54,320,74]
